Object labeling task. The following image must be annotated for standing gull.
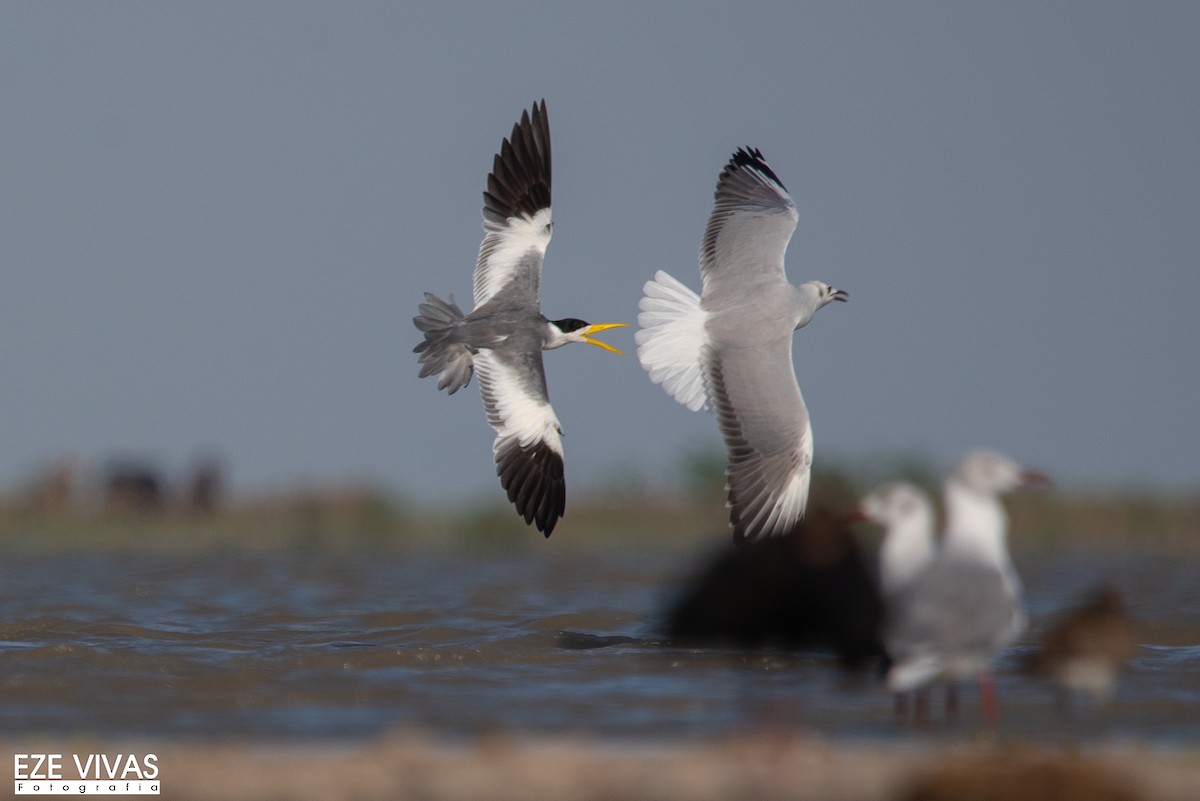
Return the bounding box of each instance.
[855,481,938,601]
[413,101,626,537]
[853,482,939,719]
[636,148,847,543]
[884,450,1048,724]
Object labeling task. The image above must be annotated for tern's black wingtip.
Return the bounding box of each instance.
[484,100,552,221]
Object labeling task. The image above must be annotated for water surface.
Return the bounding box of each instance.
[1,540,1197,743]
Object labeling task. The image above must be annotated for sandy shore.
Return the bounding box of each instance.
[5,732,1199,801]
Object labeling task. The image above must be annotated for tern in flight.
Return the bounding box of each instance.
[413,101,625,537]
[636,147,847,543]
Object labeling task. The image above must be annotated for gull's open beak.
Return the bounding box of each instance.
[581,322,628,355]
[832,288,849,303]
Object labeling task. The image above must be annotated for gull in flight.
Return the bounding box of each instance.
[636,147,847,543]
[413,101,626,537]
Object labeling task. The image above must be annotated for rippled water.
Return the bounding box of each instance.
[1,538,1197,743]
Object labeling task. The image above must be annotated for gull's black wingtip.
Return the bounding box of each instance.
[729,146,786,191]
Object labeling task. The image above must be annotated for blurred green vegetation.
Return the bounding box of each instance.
[0,450,1195,553]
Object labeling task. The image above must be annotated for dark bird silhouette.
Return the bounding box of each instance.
[664,506,884,669]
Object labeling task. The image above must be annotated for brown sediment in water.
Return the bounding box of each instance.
[5,733,1198,801]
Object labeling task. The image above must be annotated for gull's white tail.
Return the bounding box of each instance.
[635,270,709,412]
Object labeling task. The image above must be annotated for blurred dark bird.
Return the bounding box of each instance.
[664,506,884,669]
[104,460,166,514]
[1025,586,1138,708]
[413,101,625,537]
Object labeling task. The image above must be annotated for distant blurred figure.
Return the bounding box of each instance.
[27,456,81,516]
[1026,586,1138,709]
[883,450,1048,726]
[104,461,166,514]
[187,454,225,515]
[664,506,884,669]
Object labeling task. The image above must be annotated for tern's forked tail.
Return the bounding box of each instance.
[413,292,474,394]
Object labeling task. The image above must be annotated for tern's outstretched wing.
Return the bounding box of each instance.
[472,100,553,311]
[473,347,566,537]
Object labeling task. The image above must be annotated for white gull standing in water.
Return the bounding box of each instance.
[636,148,847,544]
[853,481,939,719]
[855,481,937,601]
[883,450,1048,725]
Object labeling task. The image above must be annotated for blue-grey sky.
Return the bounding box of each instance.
[3,3,1198,507]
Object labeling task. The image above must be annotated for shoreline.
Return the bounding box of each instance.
[5,731,1199,801]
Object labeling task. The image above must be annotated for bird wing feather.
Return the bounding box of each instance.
[704,334,812,543]
[885,558,1023,672]
[699,148,799,300]
[473,100,553,310]
[473,348,566,537]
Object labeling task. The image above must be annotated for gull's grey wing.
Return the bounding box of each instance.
[887,558,1021,659]
[698,147,799,300]
[704,334,812,544]
[473,346,566,537]
[473,100,553,311]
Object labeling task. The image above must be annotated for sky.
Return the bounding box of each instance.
[3,3,1198,509]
